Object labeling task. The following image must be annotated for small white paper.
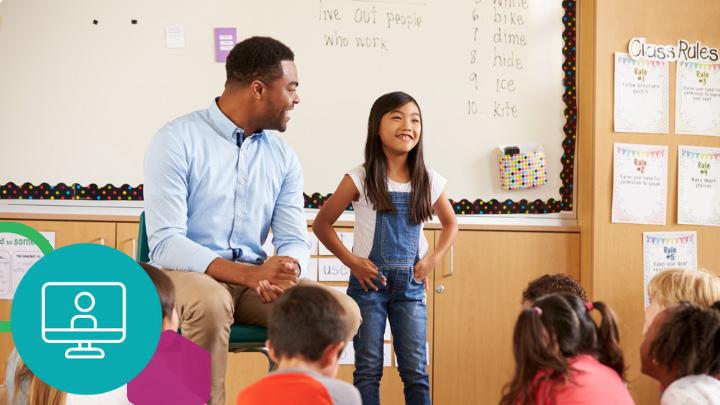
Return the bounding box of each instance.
[219,45,233,51]
[0,232,55,299]
[643,232,698,306]
[318,257,351,281]
[384,318,391,341]
[165,26,185,49]
[307,232,319,255]
[305,258,318,281]
[678,146,720,226]
[262,233,274,257]
[675,62,720,136]
[611,143,668,225]
[339,341,355,365]
[614,53,669,133]
[219,35,233,40]
[383,343,392,367]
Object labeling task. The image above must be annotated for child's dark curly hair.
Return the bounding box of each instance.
[522,274,588,304]
[649,301,720,377]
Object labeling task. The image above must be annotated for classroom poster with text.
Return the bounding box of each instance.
[678,146,720,226]
[614,53,669,134]
[675,62,720,136]
[612,143,668,225]
[0,232,55,299]
[643,232,697,306]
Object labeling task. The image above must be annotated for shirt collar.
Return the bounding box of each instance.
[208,98,266,144]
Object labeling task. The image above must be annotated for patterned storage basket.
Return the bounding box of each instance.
[498,144,548,190]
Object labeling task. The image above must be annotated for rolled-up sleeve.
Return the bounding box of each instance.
[271,150,310,278]
[144,126,219,272]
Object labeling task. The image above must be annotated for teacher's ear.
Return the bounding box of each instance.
[251,80,266,99]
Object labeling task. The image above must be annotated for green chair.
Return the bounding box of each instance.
[138,212,275,371]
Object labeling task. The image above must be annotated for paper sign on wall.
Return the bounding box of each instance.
[675,62,720,136]
[678,146,720,226]
[643,232,697,306]
[0,232,55,299]
[612,143,668,225]
[214,28,236,63]
[614,53,669,134]
[318,257,351,281]
[165,26,185,49]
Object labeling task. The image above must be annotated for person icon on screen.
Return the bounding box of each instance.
[70,292,97,330]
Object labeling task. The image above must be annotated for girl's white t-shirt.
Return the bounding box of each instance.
[347,165,446,261]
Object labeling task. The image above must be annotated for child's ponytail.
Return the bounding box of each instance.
[500,307,569,405]
[589,301,625,379]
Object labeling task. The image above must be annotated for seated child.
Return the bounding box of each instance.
[3,349,64,405]
[237,285,361,405]
[644,268,720,335]
[500,293,634,405]
[521,273,587,307]
[1,263,178,405]
[640,302,720,404]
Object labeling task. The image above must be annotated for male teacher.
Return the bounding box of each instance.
[144,36,361,405]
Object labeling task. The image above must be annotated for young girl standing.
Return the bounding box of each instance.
[313,91,458,404]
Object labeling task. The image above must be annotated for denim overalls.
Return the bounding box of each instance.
[348,191,430,405]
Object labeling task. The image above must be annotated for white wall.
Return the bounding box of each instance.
[0,0,567,203]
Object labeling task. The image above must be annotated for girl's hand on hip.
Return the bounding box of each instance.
[414,256,437,288]
[350,257,386,292]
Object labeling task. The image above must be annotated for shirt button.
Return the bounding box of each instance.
[240,179,245,184]
[238,213,243,218]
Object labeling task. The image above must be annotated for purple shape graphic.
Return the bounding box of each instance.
[214,28,237,63]
[128,330,210,405]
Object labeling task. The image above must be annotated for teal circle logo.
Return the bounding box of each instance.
[11,243,161,395]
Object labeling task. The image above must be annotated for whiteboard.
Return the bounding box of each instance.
[0,0,573,210]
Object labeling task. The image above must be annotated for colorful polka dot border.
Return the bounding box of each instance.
[0,183,143,201]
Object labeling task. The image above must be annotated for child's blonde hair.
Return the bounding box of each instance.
[647,268,720,310]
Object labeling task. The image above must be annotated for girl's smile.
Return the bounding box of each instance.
[378,102,421,155]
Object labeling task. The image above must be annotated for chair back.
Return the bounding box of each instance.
[137,212,150,262]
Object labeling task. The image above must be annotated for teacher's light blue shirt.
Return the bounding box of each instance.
[143,99,310,277]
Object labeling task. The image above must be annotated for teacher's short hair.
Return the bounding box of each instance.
[226,36,294,88]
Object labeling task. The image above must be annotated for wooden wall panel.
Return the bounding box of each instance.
[433,231,580,404]
[589,2,720,403]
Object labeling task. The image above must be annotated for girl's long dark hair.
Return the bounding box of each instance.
[364,91,432,224]
[499,294,626,405]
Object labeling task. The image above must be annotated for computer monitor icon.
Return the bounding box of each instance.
[42,282,126,359]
